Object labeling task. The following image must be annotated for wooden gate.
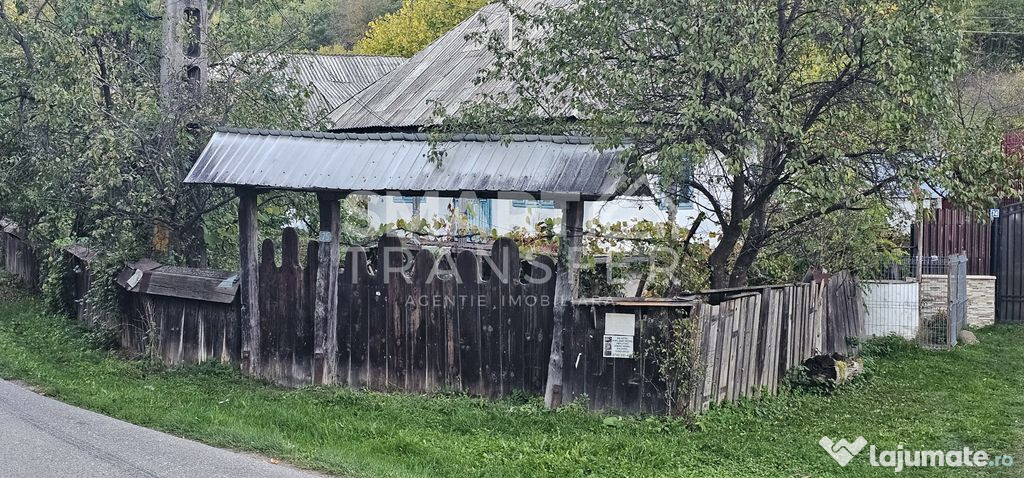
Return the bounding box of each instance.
[995,202,1024,323]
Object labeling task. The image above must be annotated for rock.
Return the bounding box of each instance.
[958,330,979,346]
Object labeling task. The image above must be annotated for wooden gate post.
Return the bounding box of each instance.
[313,193,342,384]
[237,187,260,376]
[545,200,584,409]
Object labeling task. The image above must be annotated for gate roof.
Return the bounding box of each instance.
[185,128,630,200]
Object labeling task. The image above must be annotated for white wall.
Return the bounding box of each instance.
[366,195,716,239]
[362,152,746,241]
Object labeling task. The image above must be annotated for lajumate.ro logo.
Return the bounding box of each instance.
[820,436,1014,472]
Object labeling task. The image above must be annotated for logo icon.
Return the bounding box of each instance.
[820,436,868,466]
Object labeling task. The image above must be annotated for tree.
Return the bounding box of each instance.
[331,0,403,49]
[353,0,489,56]
[446,0,1021,288]
[0,0,336,277]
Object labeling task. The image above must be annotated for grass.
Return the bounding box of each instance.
[0,281,1021,477]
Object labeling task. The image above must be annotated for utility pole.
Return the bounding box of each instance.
[160,0,208,111]
[158,0,209,264]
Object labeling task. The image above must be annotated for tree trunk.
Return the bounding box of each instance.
[707,145,784,289]
[727,202,770,287]
[707,233,738,290]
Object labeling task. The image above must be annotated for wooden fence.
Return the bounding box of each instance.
[0,225,39,288]
[116,260,242,365]
[563,274,865,414]
[1,223,869,415]
[65,245,114,328]
[562,301,689,414]
[252,229,556,395]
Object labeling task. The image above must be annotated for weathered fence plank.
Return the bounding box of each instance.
[343,246,369,388]
[456,251,482,395]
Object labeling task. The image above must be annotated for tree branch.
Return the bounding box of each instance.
[767,175,900,236]
[0,2,35,72]
[686,179,727,226]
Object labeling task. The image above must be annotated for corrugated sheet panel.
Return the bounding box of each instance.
[185,128,627,199]
[221,53,405,115]
[330,1,569,131]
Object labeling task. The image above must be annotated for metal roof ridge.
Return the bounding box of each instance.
[225,51,407,60]
[214,127,609,145]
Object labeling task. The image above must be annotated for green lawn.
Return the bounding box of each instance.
[0,280,1020,477]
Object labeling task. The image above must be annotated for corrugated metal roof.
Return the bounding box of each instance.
[221,53,405,116]
[329,1,568,131]
[184,128,628,199]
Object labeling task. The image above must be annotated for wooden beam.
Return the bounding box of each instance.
[236,187,260,376]
[544,200,584,409]
[313,193,342,384]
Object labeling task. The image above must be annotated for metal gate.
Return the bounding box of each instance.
[947,254,968,346]
[994,202,1024,323]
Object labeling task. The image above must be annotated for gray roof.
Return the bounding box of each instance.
[329,1,565,131]
[184,128,628,200]
[222,53,405,117]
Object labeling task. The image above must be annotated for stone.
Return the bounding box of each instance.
[958,330,980,346]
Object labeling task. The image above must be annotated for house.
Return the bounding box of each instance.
[325,3,713,238]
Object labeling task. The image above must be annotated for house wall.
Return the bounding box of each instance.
[920,274,996,327]
[367,195,714,238]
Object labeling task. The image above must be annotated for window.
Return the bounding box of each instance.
[659,200,695,211]
[512,199,556,209]
[660,176,694,210]
[392,196,426,204]
[184,8,201,58]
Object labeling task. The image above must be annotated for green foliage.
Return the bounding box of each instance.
[966,0,1024,65]
[861,334,922,359]
[375,212,711,296]
[352,0,489,57]
[447,0,1023,288]
[580,219,710,296]
[0,281,1022,477]
[0,0,368,307]
[328,0,403,49]
[750,200,908,284]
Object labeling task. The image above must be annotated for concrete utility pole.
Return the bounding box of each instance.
[158,0,209,263]
[159,0,208,109]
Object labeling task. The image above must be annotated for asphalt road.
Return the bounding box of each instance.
[0,379,324,478]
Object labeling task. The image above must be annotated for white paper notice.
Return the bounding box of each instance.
[603,335,634,358]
